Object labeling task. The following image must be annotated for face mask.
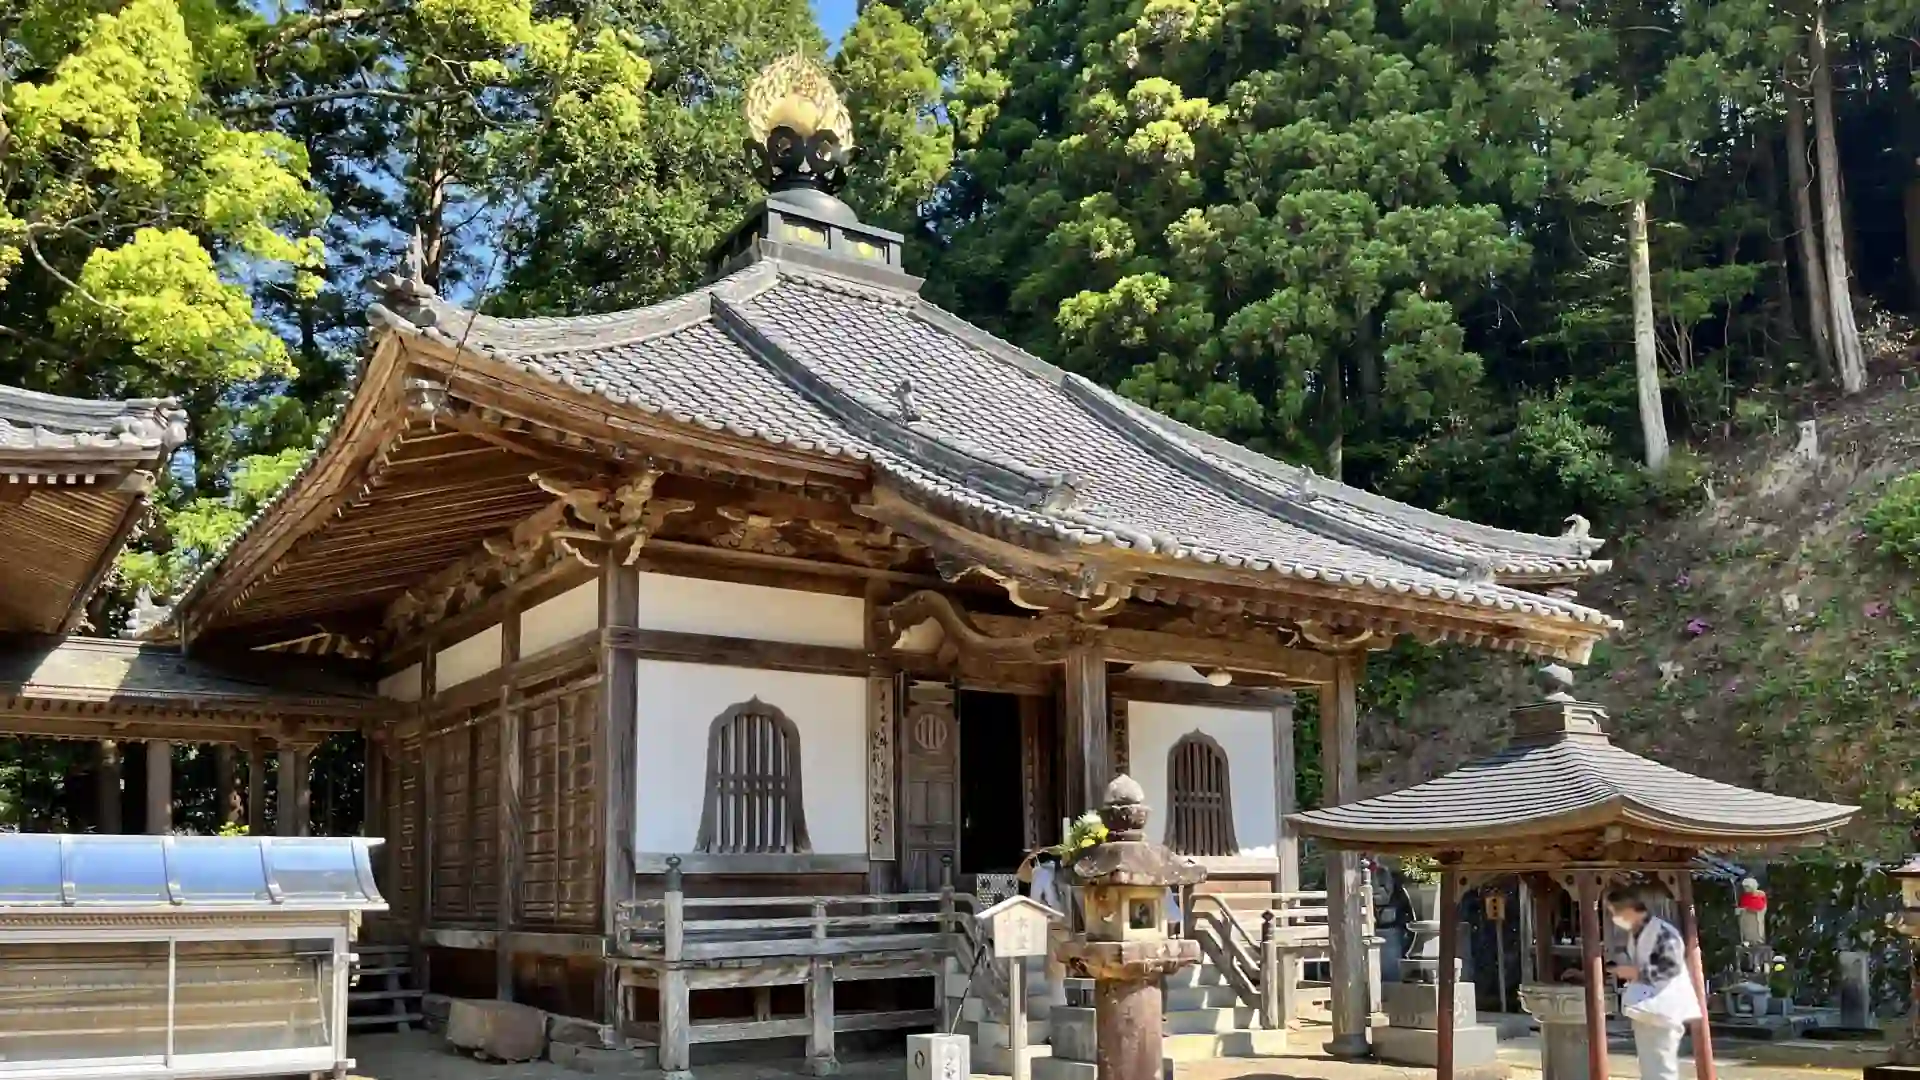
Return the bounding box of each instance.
[1611,914,1637,931]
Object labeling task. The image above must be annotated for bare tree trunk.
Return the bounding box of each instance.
[1811,4,1868,393]
[1755,130,1796,350]
[1785,72,1836,382]
[1631,198,1670,472]
[1321,353,1344,482]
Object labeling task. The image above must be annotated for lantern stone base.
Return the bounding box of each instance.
[1374,981,1500,1071]
[1519,983,1597,1080]
[1372,1022,1502,1070]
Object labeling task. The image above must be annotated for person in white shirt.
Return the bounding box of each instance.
[1607,887,1703,1080]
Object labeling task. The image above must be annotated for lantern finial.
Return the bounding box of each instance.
[744,54,855,195]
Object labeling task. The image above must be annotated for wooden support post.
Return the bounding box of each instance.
[599,562,640,1025]
[1321,654,1369,1057]
[1531,874,1556,983]
[1577,873,1611,1080]
[497,603,524,1003]
[1259,911,1281,1031]
[145,740,171,835]
[1438,868,1459,1080]
[216,744,239,827]
[1008,952,1029,1080]
[806,900,839,1076]
[1272,695,1299,894]
[1061,643,1109,812]
[96,741,121,834]
[277,744,311,837]
[1678,874,1718,1080]
[660,856,691,1080]
[247,741,267,836]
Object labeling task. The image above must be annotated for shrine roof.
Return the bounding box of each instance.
[1291,681,1857,851]
[327,250,1616,651]
[0,385,187,635]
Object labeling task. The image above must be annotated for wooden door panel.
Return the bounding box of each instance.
[900,681,958,891]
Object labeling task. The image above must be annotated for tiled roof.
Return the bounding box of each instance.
[363,257,1618,633]
[0,636,378,709]
[0,385,187,458]
[1292,709,1856,846]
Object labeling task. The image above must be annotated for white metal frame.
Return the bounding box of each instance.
[0,923,353,1080]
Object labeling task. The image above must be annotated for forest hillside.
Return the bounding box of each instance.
[1351,345,1920,858]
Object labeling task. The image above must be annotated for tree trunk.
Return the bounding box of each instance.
[1755,131,1796,354]
[1811,4,1868,393]
[1903,181,1920,309]
[1355,312,1380,426]
[1630,197,1670,472]
[1785,74,1836,382]
[1321,353,1344,482]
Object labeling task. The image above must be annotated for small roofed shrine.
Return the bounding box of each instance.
[1290,665,1857,1080]
[0,833,386,1079]
[137,54,1626,1056]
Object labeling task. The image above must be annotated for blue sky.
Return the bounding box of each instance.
[812,0,858,48]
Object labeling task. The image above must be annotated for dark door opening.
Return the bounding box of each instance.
[958,690,1026,876]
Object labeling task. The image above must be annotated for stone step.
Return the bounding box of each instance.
[1162,964,1226,989]
[1032,1056,1100,1080]
[1162,1006,1259,1035]
[1164,982,1243,1011]
[977,1018,1052,1046]
[1161,1028,1292,1061]
[972,1042,1054,1075]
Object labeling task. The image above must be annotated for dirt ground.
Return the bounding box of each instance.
[344,1030,1865,1080]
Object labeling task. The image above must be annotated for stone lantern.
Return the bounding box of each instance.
[1054,775,1207,1080]
[1868,828,1920,1079]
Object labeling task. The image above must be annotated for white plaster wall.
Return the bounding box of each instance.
[1128,701,1278,859]
[435,624,502,689]
[521,581,598,657]
[633,572,864,648]
[377,664,422,702]
[633,660,868,856]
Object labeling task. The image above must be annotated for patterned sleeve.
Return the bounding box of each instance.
[1644,921,1686,987]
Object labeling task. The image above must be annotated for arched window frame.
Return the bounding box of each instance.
[695,698,812,855]
[1165,730,1237,857]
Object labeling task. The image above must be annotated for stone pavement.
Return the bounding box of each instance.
[346,1030,1863,1080]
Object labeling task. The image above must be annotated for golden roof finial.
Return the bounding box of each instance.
[744,54,855,194]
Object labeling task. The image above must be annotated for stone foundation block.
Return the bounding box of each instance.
[447,998,549,1062]
[1372,1023,1501,1069]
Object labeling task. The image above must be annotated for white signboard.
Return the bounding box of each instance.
[977,895,1063,959]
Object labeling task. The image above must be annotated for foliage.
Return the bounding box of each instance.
[1864,474,1920,570]
[1053,811,1109,859]
[1397,855,1441,886]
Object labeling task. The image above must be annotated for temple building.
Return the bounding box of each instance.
[0,56,1620,1065]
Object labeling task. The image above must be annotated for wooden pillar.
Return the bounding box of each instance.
[144,740,171,835]
[277,744,311,837]
[1677,874,1718,1080]
[246,741,267,835]
[599,561,640,1025]
[1321,654,1369,1057]
[1531,874,1556,983]
[1272,693,1299,893]
[497,603,524,1002]
[1061,642,1109,811]
[1438,868,1460,1080]
[1577,873,1611,1080]
[96,741,121,834]
[660,857,691,1080]
[216,744,240,827]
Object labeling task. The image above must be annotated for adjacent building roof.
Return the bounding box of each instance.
[167,192,1621,661]
[1291,675,1857,852]
[0,386,186,634]
[0,834,386,913]
[0,635,385,743]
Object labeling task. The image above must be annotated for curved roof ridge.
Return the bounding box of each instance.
[0,385,188,456]
[1096,385,1604,564]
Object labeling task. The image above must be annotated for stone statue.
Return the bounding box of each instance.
[1736,877,1767,947]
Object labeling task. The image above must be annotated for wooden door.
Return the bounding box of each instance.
[901,680,959,891]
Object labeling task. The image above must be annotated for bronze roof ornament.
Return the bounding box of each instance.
[744,54,857,196]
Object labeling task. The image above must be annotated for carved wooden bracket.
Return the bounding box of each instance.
[382,468,687,642]
[884,590,1097,666]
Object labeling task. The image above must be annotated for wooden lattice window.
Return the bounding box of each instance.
[1165,732,1237,857]
[696,699,811,855]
